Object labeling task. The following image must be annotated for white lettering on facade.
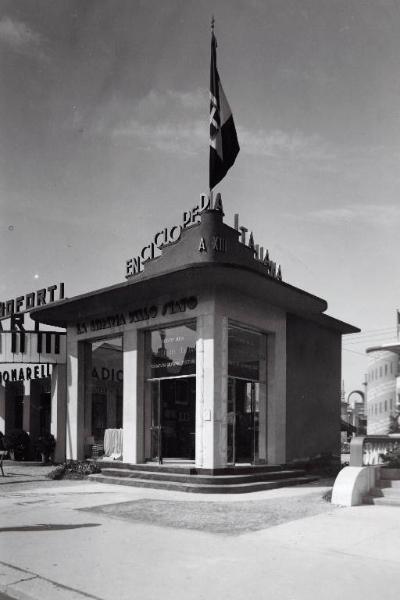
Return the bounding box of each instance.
[75,297,198,335]
[125,195,210,278]
[0,283,65,320]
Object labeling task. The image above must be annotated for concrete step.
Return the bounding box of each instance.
[376,479,400,489]
[368,487,400,498]
[97,467,308,486]
[89,473,318,494]
[364,495,400,507]
[93,461,285,476]
[379,468,400,481]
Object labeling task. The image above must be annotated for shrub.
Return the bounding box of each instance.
[46,460,101,480]
[3,429,30,460]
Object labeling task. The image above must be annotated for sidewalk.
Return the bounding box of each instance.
[0,465,399,600]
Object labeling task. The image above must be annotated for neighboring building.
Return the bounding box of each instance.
[366,343,400,434]
[341,389,367,440]
[28,200,358,469]
[0,368,52,438]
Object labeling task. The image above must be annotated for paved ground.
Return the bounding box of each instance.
[0,463,399,600]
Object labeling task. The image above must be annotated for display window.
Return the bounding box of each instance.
[146,321,196,462]
[84,336,123,457]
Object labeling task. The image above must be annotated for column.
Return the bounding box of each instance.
[196,313,228,469]
[258,334,268,463]
[0,384,5,433]
[66,339,86,460]
[51,364,67,463]
[122,329,145,464]
[22,380,31,433]
[267,329,286,464]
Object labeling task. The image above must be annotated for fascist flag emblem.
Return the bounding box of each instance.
[209,25,240,191]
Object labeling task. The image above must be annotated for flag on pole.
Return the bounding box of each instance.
[209,23,240,191]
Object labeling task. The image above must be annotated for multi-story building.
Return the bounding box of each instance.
[366,343,400,434]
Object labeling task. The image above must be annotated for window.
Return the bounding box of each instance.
[149,322,196,379]
[384,400,387,412]
[84,336,123,455]
[385,364,388,376]
[228,326,262,380]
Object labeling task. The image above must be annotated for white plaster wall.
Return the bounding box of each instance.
[215,290,287,465]
[0,384,5,433]
[65,288,286,467]
[51,364,67,463]
[122,329,145,464]
[65,335,84,460]
[195,308,227,469]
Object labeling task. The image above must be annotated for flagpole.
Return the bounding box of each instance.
[209,15,215,206]
[208,14,240,197]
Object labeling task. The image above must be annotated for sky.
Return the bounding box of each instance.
[1,0,400,398]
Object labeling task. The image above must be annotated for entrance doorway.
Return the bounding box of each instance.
[150,377,196,462]
[227,378,260,464]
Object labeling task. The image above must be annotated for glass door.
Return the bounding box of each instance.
[150,380,162,462]
[227,378,260,464]
[149,377,196,463]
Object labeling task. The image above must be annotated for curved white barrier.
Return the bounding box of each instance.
[331,466,378,506]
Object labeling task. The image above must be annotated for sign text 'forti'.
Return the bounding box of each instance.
[0,283,65,320]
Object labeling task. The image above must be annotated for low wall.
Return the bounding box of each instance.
[331,466,379,506]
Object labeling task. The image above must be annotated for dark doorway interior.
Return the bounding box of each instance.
[227,378,259,464]
[151,377,196,461]
[39,393,51,435]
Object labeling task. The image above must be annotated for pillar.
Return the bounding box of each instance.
[122,329,145,464]
[258,334,268,462]
[22,380,31,433]
[0,384,5,433]
[66,339,85,460]
[196,313,228,469]
[267,330,286,464]
[51,364,67,463]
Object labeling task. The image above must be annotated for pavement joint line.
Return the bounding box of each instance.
[0,561,104,600]
[8,575,38,585]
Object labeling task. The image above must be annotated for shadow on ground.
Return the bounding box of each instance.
[81,491,337,535]
[0,523,101,533]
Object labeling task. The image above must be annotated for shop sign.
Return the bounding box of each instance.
[125,196,211,277]
[76,296,198,335]
[0,283,65,320]
[0,364,52,384]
